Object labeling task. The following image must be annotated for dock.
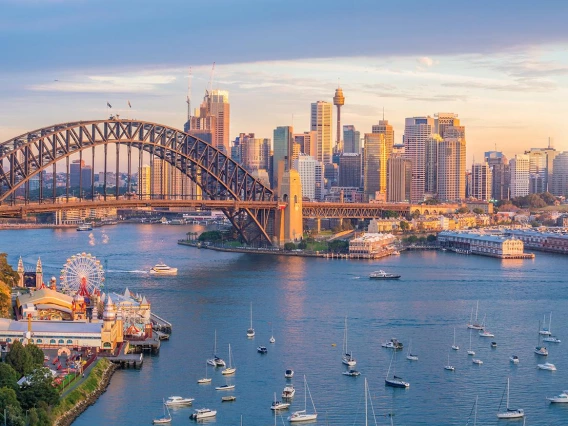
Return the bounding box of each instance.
[127,337,161,354]
[151,313,172,334]
[107,353,144,369]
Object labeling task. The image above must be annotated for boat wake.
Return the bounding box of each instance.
[106,269,149,274]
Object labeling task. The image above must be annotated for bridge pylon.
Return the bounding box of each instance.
[277,169,303,247]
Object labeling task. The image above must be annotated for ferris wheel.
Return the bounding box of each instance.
[60,252,105,295]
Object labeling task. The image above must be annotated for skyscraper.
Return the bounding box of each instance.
[333,88,345,153]
[343,125,360,154]
[387,155,412,203]
[485,151,510,200]
[437,137,466,202]
[425,134,442,196]
[70,160,92,190]
[403,116,435,203]
[471,161,493,201]
[294,131,318,158]
[363,133,391,201]
[273,126,293,195]
[311,101,332,164]
[510,154,530,198]
[293,154,317,201]
[338,153,361,188]
[525,147,557,193]
[435,113,460,138]
[137,165,151,200]
[371,120,395,147]
[190,89,230,154]
[551,152,568,196]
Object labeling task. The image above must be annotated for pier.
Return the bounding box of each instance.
[107,353,144,369]
[151,313,172,334]
[127,337,161,354]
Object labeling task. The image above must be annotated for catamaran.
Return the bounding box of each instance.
[221,344,236,375]
[247,302,255,338]
[288,375,318,422]
[342,316,356,366]
[496,378,524,419]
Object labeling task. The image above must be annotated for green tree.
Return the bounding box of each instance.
[0,363,18,390]
[540,192,557,205]
[297,240,307,250]
[457,207,470,214]
[472,208,484,215]
[399,221,410,231]
[383,210,400,218]
[328,240,349,253]
[0,387,21,413]
[426,234,437,243]
[18,368,59,410]
[6,341,34,376]
[283,243,296,251]
[0,253,19,287]
[198,231,222,242]
[26,344,45,368]
[424,198,439,205]
[406,235,418,244]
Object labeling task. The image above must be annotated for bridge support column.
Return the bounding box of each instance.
[315,218,321,234]
[278,170,303,247]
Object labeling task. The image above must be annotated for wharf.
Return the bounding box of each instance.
[107,353,143,369]
[151,313,172,334]
[127,337,161,354]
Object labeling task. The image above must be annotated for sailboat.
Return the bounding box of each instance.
[542,312,561,343]
[451,327,459,350]
[342,316,356,366]
[247,302,255,338]
[363,378,379,425]
[539,313,552,335]
[465,395,478,426]
[269,322,276,344]
[444,350,455,371]
[467,301,483,330]
[385,350,409,388]
[478,315,494,337]
[496,377,524,419]
[197,362,212,384]
[535,320,549,356]
[271,391,291,411]
[207,330,226,367]
[153,400,172,424]
[288,375,318,422]
[406,339,418,361]
[467,329,475,356]
[222,344,236,375]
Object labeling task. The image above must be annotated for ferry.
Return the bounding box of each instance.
[369,270,401,280]
[77,223,93,231]
[150,263,178,275]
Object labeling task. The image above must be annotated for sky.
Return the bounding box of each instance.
[1,0,568,167]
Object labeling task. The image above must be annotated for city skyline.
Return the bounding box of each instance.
[1,1,568,167]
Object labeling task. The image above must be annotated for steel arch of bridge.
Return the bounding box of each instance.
[0,119,275,245]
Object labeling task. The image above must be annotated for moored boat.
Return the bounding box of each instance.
[221,395,236,402]
[257,345,268,354]
[215,384,235,391]
[382,338,403,350]
[369,270,401,280]
[510,355,520,364]
[190,408,216,420]
[282,385,296,399]
[547,391,568,403]
[287,376,317,423]
[342,369,361,376]
[496,378,524,419]
[537,362,557,371]
[77,223,93,231]
[534,346,548,356]
[285,369,294,379]
[153,400,172,424]
[165,396,194,406]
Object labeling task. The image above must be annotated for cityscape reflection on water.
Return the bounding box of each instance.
[3,224,568,425]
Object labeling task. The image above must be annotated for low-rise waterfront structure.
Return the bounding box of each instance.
[505,229,568,254]
[438,231,532,258]
[349,233,396,258]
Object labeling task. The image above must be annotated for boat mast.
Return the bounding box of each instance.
[475,301,479,322]
[506,377,510,411]
[250,302,253,329]
[474,395,478,426]
[549,312,552,334]
[365,378,368,426]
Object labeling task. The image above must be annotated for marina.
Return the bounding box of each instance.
[2,225,568,425]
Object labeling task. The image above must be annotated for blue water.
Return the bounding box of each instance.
[2,225,568,425]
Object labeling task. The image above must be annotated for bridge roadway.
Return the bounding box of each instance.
[0,199,411,219]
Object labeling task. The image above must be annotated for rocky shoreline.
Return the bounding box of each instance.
[53,360,118,426]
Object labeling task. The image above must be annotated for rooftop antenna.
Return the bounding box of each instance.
[186,67,192,123]
[383,106,385,121]
[208,62,216,96]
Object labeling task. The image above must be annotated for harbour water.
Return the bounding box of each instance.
[2,225,568,425]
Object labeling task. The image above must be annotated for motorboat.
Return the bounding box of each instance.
[190,408,216,420]
[342,369,361,376]
[510,355,520,364]
[215,384,235,391]
[534,346,548,356]
[382,338,403,350]
[369,270,401,280]
[247,302,255,338]
[282,385,296,399]
[472,358,483,365]
[537,362,557,371]
[77,223,93,231]
[165,396,194,407]
[271,400,291,411]
[543,336,561,343]
[221,395,236,402]
[153,401,172,424]
[288,376,318,423]
[150,263,178,275]
[257,346,268,354]
[491,341,497,348]
[284,369,294,379]
[479,329,494,337]
[547,391,568,403]
[496,378,524,419]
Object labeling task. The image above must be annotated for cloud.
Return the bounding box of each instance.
[442,78,556,93]
[27,74,177,93]
[417,57,437,68]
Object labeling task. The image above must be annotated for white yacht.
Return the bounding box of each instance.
[444,352,455,371]
[467,329,475,356]
[284,369,294,379]
[543,336,561,343]
[534,346,548,356]
[150,263,178,275]
[164,396,194,407]
[479,329,494,338]
[537,362,557,371]
[215,384,235,391]
[369,270,401,279]
[197,362,212,384]
[509,355,520,364]
[221,344,236,375]
[271,397,291,411]
[288,376,317,423]
[406,339,418,361]
[451,327,459,351]
[282,385,296,399]
[190,408,217,420]
[467,301,484,330]
[341,316,357,367]
[496,378,524,419]
[547,391,568,403]
[539,313,552,335]
[472,358,483,365]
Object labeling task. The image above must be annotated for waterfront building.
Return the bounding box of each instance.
[338,153,361,188]
[70,160,93,190]
[551,151,568,196]
[485,151,510,200]
[437,137,466,202]
[364,133,392,201]
[293,154,317,201]
[505,229,568,254]
[438,231,528,258]
[404,116,435,203]
[273,126,294,195]
[465,200,494,214]
[471,161,493,201]
[311,101,333,164]
[387,155,411,203]
[343,125,360,154]
[510,154,530,198]
[349,233,396,258]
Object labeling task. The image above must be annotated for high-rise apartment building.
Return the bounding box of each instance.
[293,154,317,201]
[310,101,333,164]
[551,152,568,196]
[338,153,361,188]
[70,160,92,189]
[371,120,395,148]
[363,133,392,201]
[425,134,443,196]
[273,126,293,195]
[294,131,317,158]
[485,151,509,200]
[190,90,230,154]
[403,116,435,203]
[239,134,270,173]
[471,161,493,201]
[525,147,557,193]
[435,113,460,138]
[510,154,530,198]
[437,137,466,202]
[387,155,412,203]
[137,165,151,200]
[343,125,361,154]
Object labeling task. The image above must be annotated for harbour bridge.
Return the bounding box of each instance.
[0,119,410,245]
